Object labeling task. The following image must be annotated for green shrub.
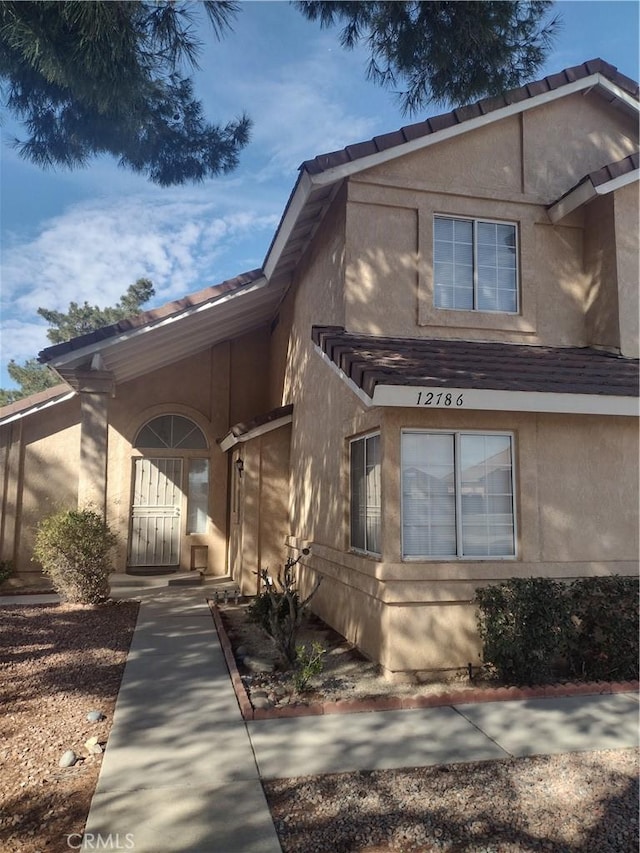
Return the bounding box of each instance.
[565,576,639,681]
[293,641,326,693]
[0,559,13,585]
[475,575,639,685]
[33,508,117,604]
[475,578,569,685]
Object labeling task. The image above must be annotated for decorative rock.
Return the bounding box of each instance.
[251,689,269,700]
[252,696,273,710]
[243,656,275,674]
[86,711,105,723]
[236,645,248,658]
[83,735,104,755]
[59,750,77,768]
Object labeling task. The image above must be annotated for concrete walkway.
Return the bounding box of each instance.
[4,584,638,852]
[82,585,281,853]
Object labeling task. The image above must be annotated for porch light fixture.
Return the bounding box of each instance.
[235,458,244,478]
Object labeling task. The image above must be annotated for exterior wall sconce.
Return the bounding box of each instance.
[235,458,244,478]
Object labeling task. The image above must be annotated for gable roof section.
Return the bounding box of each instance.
[0,384,75,426]
[548,152,639,222]
[300,59,637,178]
[312,327,639,417]
[38,269,280,385]
[38,58,638,391]
[265,59,638,282]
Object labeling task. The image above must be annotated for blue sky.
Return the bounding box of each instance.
[1,0,638,389]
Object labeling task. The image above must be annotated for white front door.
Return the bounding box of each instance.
[129,457,183,567]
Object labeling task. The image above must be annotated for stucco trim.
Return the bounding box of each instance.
[372,384,638,416]
[219,412,293,452]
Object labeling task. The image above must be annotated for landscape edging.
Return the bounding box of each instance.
[208,601,639,722]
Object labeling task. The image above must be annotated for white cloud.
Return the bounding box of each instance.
[0,188,279,377]
[0,319,50,368]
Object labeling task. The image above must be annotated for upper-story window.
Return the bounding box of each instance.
[434,216,518,313]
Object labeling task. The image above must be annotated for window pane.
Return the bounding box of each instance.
[434,217,454,240]
[187,459,209,534]
[459,435,514,557]
[402,433,456,557]
[350,439,366,551]
[365,435,381,554]
[135,415,207,449]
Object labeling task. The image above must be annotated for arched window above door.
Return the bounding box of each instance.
[134,415,208,450]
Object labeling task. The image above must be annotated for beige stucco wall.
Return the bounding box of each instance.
[286,397,638,676]
[343,92,637,350]
[614,182,640,357]
[3,327,273,580]
[1,398,81,578]
[279,91,639,675]
[229,424,292,596]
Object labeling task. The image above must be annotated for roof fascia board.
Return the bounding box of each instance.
[371,384,638,416]
[548,168,639,222]
[0,391,76,426]
[547,180,597,223]
[219,413,293,452]
[46,275,269,368]
[308,75,637,188]
[263,170,314,280]
[595,169,640,195]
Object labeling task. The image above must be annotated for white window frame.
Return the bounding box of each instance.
[349,431,382,556]
[401,429,518,560]
[433,215,520,314]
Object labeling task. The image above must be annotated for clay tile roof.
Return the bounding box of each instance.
[300,59,638,177]
[0,383,74,422]
[312,327,639,400]
[589,151,639,187]
[39,269,264,364]
[217,404,293,448]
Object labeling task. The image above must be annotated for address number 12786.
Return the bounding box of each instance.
[416,391,464,407]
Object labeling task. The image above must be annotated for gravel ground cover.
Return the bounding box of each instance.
[222,602,639,852]
[0,601,139,853]
[265,749,639,853]
[2,597,636,853]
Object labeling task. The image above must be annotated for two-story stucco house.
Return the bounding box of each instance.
[1,59,638,679]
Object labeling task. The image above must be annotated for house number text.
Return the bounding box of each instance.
[416,391,465,407]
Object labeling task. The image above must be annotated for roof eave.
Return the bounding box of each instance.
[548,168,639,222]
[303,75,638,189]
[263,73,638,278]
[40,273,269,372]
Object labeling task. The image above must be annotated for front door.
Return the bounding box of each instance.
[129,457,183,567]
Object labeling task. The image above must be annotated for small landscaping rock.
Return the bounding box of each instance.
[86,710,105,723]
[244,655,275,674]
[58,750,76,768]
[252,696,274,710]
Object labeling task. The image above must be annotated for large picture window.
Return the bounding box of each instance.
[434,216,518,313]
[350,433,381,555]
[402,431,516,559]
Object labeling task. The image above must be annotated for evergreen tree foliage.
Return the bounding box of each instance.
[0,278,155,406]
[0,1,251,185]
[295,1,560,113]
[38,278,155,344]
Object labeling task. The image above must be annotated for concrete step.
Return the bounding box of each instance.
[109,572,203,588]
